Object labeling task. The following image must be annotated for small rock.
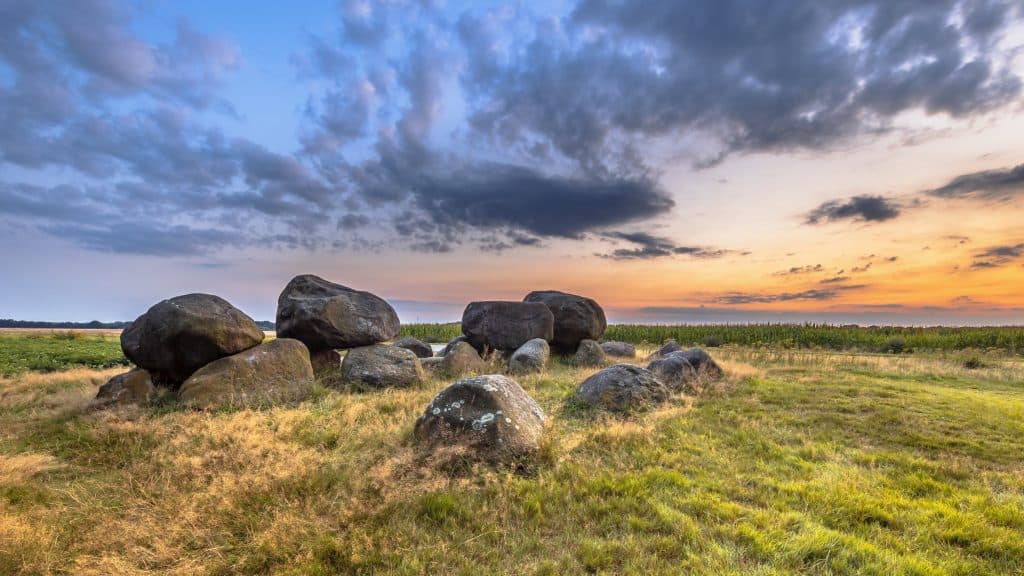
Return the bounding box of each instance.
[414,374,545,463]
[508,338,550,375]
[645,340,683,361]
[646,351,698,393]
[178,338,315,409]
[574,364,669,411]
[439,341,489,377]
[438,335,471,357]
[676,347,724,379]
[461,301,554,352]
[572,339,606,367]
[92,368,156,409]
[600,341,636,358]
[339,344,424,388]
[392,336,433,358]
[523,290,607,352]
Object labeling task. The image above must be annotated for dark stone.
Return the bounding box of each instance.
[438,335,471,357]
[677,347,725,379]
[572,339,606,367]
[92,368,156,409]
[646,351,698,393]
[178,338,315,409]
[276,274,400,352]
[508,338,550,375]
[524,290,607,351]
[646,340,683,361]
[600,341,636,358]
[574,364,669,411]
[439,341,488,376]
[461,301,554,352]
[121,293,264,384]
[339,344,424,388]
[309,349,342,374]
[414,374,545,462]
[392,336,433,358]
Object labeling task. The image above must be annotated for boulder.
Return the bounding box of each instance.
[338,344,424,388]
[508,338,550,375]
[646,351,697,393]
[600,341,636,358]
[121,293,264,384]
[574,364,670,411]
[92,368,156,409]
[309,349,342,374]
[677,347,724,379]
[392,336,433,358]
[461,301,554,352]
[178,338,315,409]
[572,339,606,367]
[414,375,545,462]
[438,335,471,357]
[276,274,400,352]
[438,341,488,377]
[524,290,606,351]
[646,340,683,361]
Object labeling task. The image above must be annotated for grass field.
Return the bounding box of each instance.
[0,331,129,376]
[2,333,1023,574]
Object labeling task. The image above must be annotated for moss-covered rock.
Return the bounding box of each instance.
[178,338,314,409]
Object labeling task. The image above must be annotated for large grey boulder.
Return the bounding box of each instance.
[414,375,545,463]
[572,339,606,367]
[276,274,400,352]
[523,290,606,352]
[461,301,554,352]
[508,338,550,375]
[92,368,156,409]
[600,341,636,358]
[574,364,670,411]
[338,344,424,388]
[646,340,683,361]
[677,347,724,379]
[121,293,264,384]
[178,338,315,409]
[392,336,433,358]
[647,351,698,393]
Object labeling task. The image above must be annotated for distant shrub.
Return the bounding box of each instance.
[883,337,907,354]
[52,330,85,341]
[702,334,724,348]
[961,355,986,369]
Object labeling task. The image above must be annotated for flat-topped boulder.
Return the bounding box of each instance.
[572,339,606,367]
[600,341,636,358]
[524,290,606,352]
[392,336,433,358]
[508,338,550,375]
[414,374,545,463]
[461,301,554,352]
[121,293,264,384]
[339,344,424,388]
[574,364,670,412]
[92,368,156,409]
[178,338,315,409]
[276,274,400,352]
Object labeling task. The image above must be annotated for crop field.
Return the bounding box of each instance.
[1,331,1023,574]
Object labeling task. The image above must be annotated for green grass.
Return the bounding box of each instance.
[2,345,1024,574]
[0,332,129,375]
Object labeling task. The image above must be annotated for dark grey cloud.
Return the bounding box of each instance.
[715,284,867,305]
[805,195,902,224]
[820,276,851,284]
[774,264,824,276]
[970,243,1024,268]
[598,231,733,261]
[926,163,1024,200]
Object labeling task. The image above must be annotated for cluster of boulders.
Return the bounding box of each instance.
[92,279,723,467]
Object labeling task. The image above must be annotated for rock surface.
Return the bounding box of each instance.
[508,338,550,375]
[574,364,670,411]
[572,339,606,367]
[600,341,636,358]
[646,340,683,361]
[309,349,342,374]
[438,341,488,376]
[461,301,554,352]
[438,335,471,357]
[524,290,606,351]
[178,338,315,409]
[121,293,264,384]
[646,351,698,393]
[92,368,156,409]
[276,274,400,352]
[338,344,424,388]
[414,375,545,462]
[392,336,433,358]
[676,347,725,379]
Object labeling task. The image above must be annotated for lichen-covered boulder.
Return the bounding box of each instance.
[647,351,698,393]
[338,344,424,388]
[414,375,545,462]
[646,340,683,361]
[523,290,606,352]
[600,341,636,358]
[392,336,433,358]
[121,293,264,384]
[574,364,670,411]
[572,339,606,367]
[508,338,550,375]
[677,347,724,379]
[276,274,400,352]
[178,338,315,409]
[461,301,554,352]
[92,368,156,409]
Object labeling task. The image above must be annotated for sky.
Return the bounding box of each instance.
[1,0,1024,325]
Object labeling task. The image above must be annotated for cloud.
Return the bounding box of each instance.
[820,276,850,284]
[714,285,867,305]
[970,243,1024,268]
[925,163,1024,200]
[805,195,902,225]
[774,264,824,276]
[598,231,733,261]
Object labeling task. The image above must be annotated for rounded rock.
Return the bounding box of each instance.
[574,364,670,412]
[339,344,424,388]
[508,338,550,375]
[524,290,607,352]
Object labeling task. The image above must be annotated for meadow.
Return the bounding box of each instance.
[1,329,1023,574]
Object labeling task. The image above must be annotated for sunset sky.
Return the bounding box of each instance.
[2,0,1023,325]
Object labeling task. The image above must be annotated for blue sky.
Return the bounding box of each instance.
[2,0,1024,324]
